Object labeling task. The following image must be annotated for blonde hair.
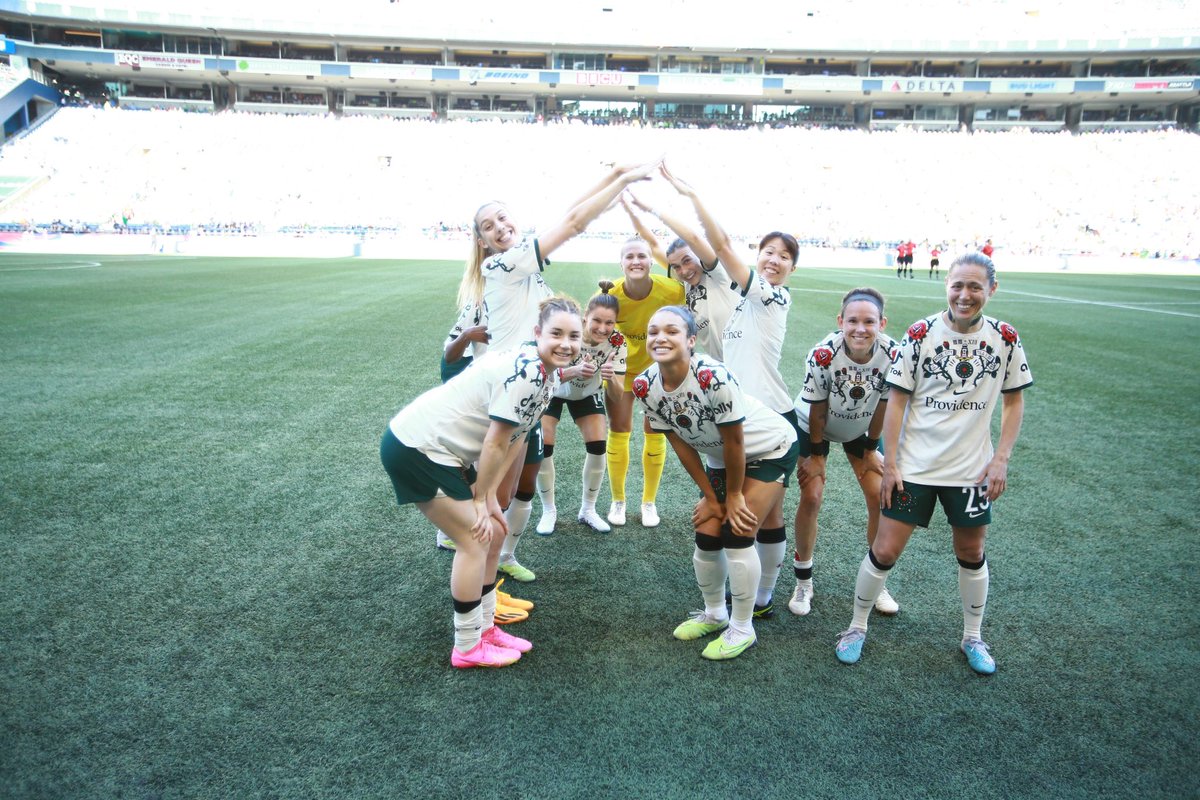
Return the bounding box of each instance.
[456,241,487,309]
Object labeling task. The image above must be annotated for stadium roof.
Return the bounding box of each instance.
[4,0,1198,50]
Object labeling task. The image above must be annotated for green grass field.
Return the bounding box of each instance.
[2,253,1197,799]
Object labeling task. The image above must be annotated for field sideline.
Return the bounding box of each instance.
[1,253,1197,799]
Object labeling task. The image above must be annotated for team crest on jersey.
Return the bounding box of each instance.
[687,283,708,312]
[656,391,719,434]
[632,375,650,399]
[892,489,916,513]
[922,337,1001,392]
[832,365,886,406]
[813,346,834,368]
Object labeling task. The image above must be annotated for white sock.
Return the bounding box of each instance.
[725,545,762,633]
[480,585,498,631]
[755,539,787,606]
[580,451,606,512]
[536,457,556,513]
[851,552,890,631]
[959,560,989,641]
[692,545,729,620]
[453,603,483,653]
[500,498,533,561]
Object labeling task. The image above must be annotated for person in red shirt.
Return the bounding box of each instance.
[929,244,941,279]
[980,239,994,258]
[904,240,916,278]
[896,242,906,279]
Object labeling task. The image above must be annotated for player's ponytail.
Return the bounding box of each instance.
[587,280,620,316]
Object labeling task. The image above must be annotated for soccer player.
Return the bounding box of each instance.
[460,161,657,580]
[380,297,583,669]
[789,288,901,618]
[621,191,737,359]
[659,163,798,618]
[635,306,798,660]
[603,234,686,528]
[834,253,1032,675]
[535,281,627,535]
[929,244,942,280]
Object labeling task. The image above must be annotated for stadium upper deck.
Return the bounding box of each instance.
[0,0,1197,129]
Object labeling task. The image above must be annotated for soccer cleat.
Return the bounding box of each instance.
[701,627,757,660]
[495,578,533,611]
[450,640,520,669]
[483,625,532,653]
[535,507,557,536]
[641,503,660,527]
[788,582,813,616]
[436,531,456,551]
[835,628,867,664]
[672,611,729,641]
[578,508,612,533]
[874,587,900,616]
[607,501,626,526]
[493,601,529,625]
[961,638,996,675]
[753,601,775,619]
[497,559,536,583]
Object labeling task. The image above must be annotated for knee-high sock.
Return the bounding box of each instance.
[755,527,788,606]
[606,430,631,503]
[958,556,989,641]
[850,550,892,631]
[536,455,556,512]
[641,432,667,504]
[723,525,761,635]
[480,581,498,631]
[692,534,729,619]
[581,449,606,511]
[500,498,533,560]
[453,597,483,653]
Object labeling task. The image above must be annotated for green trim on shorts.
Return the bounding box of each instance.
[882,480,993,528]
[380,428,474,505]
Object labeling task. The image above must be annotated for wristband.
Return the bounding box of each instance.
[862,436,879,451]
[809,440,830,457]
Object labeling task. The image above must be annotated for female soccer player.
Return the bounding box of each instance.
[535,281,627,535]
[604,233,685,528]
[834,253,1032,675]
[789,288,901,618]
[380,297,583,669]
[660,164,799,618]
[635,306,798,660]
[621,192,737,359]
[459,161,657,580]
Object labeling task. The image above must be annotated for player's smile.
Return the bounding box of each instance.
[839,300,885,361]
[668,249,703,286]
[945,264,995,331]
[536,311,583,368]
[474,203,517,253]
[757,236,795,286]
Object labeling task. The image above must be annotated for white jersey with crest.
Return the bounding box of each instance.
[444,301,489,360]
[795,330,899,442]
[687,261,739,360]
[887,313,1033,485]
[635,354,796,470]
[482,236,553,352]
[390,343,558,468]
[720,270,792,413]
[555,331,628,401]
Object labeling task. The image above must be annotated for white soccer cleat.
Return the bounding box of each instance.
[788,581,813,616]
[874,586,900,616]
[577,508,612,533]
[640,502,660,528]
[607,501,626,526]
[535,507,557,536]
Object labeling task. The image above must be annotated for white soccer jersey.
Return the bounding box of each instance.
[887,313,1033,485]
[795,330,899,442]
[444,301,489,360]
[635,355,796,470]
[555,330,628,401]
[389,343,558,468]
[687,261,739,359]
[482,236,553,352]
[720,270,793,413]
